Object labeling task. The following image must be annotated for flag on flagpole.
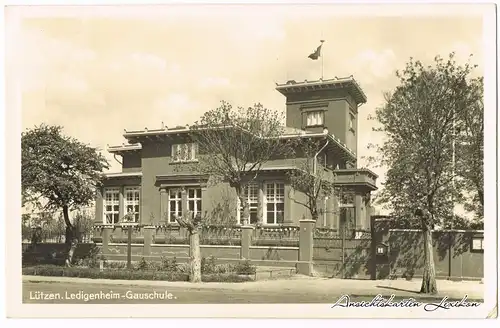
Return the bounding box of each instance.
[308,43,323,60]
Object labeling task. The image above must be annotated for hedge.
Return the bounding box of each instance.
[22,265,253,282]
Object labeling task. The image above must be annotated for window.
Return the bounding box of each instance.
[349,113,355,131]
[322,196,328,226]
[340,207,356,236]
[306,111,324,127]
[124,187,140,222]
[172,143,198,162]
[168,189,183,223]
[237,183,259,224]
[103,188,120,224]
[264,183,285,224]
[340,191,355,207]
[187,188,202,219]
[472,237,484,251]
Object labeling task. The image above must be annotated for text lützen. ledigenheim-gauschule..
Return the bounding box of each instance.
[29,290,176,302]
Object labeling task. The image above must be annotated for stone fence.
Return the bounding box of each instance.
[24,217,484,280]
[92,220,315,274]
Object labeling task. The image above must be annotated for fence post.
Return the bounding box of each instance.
[297,219,315,276]
[101,225,114,256]
[143,226,156,256]
[240,225,254,260]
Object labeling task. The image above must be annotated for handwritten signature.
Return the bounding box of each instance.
[331,294,481,311]
[423,295,481,312]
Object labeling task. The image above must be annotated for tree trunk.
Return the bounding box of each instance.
[62,205,78,267]
[189,228,202,283]
[310,200,319,221]
[28,227,42,252]
[311,212,319,221]
[420,220,438,294]
[237,188,250,225]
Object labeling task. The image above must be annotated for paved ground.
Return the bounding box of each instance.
[23,275,483,304]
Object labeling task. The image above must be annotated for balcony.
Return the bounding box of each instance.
[333,169,378,191]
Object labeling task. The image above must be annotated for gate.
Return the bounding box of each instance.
[312,212,372,279]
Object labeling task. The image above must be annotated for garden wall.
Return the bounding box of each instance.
[23,218,484,280]
[372,217,484,281]
[93,223,305,269]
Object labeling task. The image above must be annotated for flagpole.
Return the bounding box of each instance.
[320,39,325,80]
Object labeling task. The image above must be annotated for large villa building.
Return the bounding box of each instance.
[95,77,378,233]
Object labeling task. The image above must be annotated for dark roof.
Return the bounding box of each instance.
[275,77,367,105]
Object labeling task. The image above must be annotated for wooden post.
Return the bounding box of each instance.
[297,219,315,276]
[101,225,113,256]
[127,227,132,269]
[240,225,254,259]
[143,226,155,256]
[121,223,138,269]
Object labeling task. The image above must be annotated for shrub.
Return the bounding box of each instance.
[24,265,65,276]
[135,257,149,271]
[177,262,190,274]
[22,265,252,282]
[22,265,189,281]
[202,273,253,283]
[234,260,256,275]
[106,261,126,269]
[214,263,233,274]
[74,244,103,268]
[159,256,178,271]
[201,256,218,274]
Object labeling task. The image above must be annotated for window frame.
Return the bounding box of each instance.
[471,236,484,252]
[103,187,120,225]
[124,186,140,222]
[305,110,325,127]
[263,182,285,225]
[236,182,259,225]
[187,187,202,219]
[167,189,183,223]
[349,112,356,132]
[171,143,198,163]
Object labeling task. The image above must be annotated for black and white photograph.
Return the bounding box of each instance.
[2,0,497,319]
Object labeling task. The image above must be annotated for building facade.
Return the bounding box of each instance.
[95,78,378,232]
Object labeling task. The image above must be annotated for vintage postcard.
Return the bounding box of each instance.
[3,1,497,319]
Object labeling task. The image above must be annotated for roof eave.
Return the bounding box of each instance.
[104,172,143,178]
[333,181,378,191]
[276,79,367,105]
[107,145,142,154]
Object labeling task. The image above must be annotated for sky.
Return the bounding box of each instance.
[10,4,488,214]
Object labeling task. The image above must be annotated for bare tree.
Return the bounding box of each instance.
[175,202,203,283]
[191,101,294,225]
[287,138,335,221]
[168,101,293,282]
